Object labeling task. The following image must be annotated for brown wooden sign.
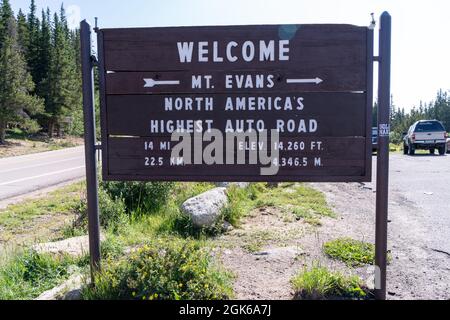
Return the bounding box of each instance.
[97,24,373,182]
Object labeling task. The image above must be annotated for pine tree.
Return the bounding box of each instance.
[43,8,80,137]
[16,9,29,53]
[35,9,51,104]
[26,0,41,86]
[0,9,43,144]
[0,0,13,46]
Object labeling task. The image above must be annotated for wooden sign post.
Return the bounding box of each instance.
[375,12,392,301]
[80,12,391,299]
[80,20,101,280]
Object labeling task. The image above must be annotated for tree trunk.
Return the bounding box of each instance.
[57,123,63,138]
[0,119,6,145]
[48,120,55,138]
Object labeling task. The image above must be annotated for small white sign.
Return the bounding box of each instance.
[379,124,390,137]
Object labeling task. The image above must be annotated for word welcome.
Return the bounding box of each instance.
[177,40,290,63]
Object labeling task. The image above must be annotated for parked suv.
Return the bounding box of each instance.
[403,120,448,155]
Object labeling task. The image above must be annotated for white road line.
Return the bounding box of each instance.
[0,157,83,174]
[0,166,85,187]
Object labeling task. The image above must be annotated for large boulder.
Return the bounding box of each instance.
[32,234,105,258]
[35,273,83,300]
[181,187,228,228]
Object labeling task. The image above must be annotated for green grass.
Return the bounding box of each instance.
[324,238,393,267]
[0,250,88,300]
[0,182,83,227]
[292,209,323,226]
[324,238,375,267]
[0,182,85,247]
[0,181,218,300]
[291,265,368,300]
[221,184,261,227]
[65,182,216,242]
[0,180,337,300]
[253,183,335,225]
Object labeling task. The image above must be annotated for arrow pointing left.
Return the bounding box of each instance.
[143,78,181,88]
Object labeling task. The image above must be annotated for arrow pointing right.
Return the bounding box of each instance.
[286,77,323,85]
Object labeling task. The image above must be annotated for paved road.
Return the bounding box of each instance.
[387,153,450,255]
[370,152,450,298]
[312,152,450,299]
[0,146,85,201]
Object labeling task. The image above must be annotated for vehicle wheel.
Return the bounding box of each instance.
[408,145,415,156]
[430,148,435,155]
[439,147,445,155]
[403,144,408,155]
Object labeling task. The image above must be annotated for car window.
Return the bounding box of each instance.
[414,121,445,132]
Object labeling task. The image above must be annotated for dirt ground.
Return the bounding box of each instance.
[215,182,450,300]
[214,191,360,300]
[0,136,83,158]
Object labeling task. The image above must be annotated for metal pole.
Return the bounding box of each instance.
[80,20,101,282]
[375,11,391,300]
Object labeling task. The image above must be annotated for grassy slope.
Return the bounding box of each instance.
[0,182,86,252]
[0,181,371,300]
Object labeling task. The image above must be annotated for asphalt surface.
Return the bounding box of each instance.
[387,153,450,255]
[368,152,450,298]
[0,146,85,201]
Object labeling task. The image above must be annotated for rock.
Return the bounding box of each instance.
[32,234,105,258]
[35,274,83,300]
[222,221,235,232]
[181,187,228,228]
[216,182,250,189]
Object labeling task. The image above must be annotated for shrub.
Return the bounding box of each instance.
[101,181,174,214]
[101,236,125,259]
[74,188,127,233]
[291,265,368,300]
[82,238,233,300]
[324,238,375,267]
[21,118,42,135]
[390,131,403,145]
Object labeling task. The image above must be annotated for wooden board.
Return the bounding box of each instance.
[102,24,367,93]
[97,24,373,182]
[105,93,367,137]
